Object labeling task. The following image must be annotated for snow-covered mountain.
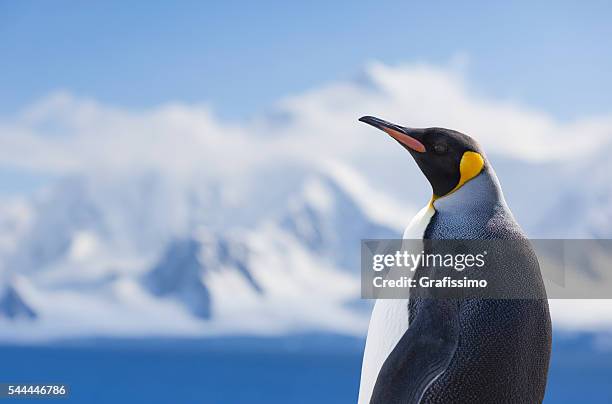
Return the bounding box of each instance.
[1,150,611,341]
[2,159,612,342]
[0,161,406,341]
[0,285,36,320]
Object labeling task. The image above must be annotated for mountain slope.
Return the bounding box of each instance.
[0,164,400,341]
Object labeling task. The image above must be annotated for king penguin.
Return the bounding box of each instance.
[357,116,552,404]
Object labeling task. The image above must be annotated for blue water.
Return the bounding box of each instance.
[0,334,610,403]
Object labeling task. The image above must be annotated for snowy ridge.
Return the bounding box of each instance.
[0,164,400,341]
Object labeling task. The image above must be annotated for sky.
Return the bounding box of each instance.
[1,1,612,196]
[1,0,612,122]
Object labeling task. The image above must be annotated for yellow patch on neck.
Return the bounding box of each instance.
[432,151,484,202]
[455,151,485,191]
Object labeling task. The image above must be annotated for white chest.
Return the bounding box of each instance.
[358,203,435,404]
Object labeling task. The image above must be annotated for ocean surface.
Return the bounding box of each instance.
[0,333,610,403]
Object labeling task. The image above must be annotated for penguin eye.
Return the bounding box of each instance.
[433,143,448,154]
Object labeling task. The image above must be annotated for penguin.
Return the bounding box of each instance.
[357,116,552,404]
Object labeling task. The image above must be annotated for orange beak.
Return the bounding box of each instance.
[359,116,426,153]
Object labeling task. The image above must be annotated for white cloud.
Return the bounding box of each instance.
[1,62,611,181]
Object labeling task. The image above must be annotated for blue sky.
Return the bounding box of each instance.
[1,0,612,121]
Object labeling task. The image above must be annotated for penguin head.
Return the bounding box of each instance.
[359,116,485,199]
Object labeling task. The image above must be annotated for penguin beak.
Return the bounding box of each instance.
[359,116,426,153]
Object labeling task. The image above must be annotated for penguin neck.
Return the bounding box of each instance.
[431,166,508,215]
